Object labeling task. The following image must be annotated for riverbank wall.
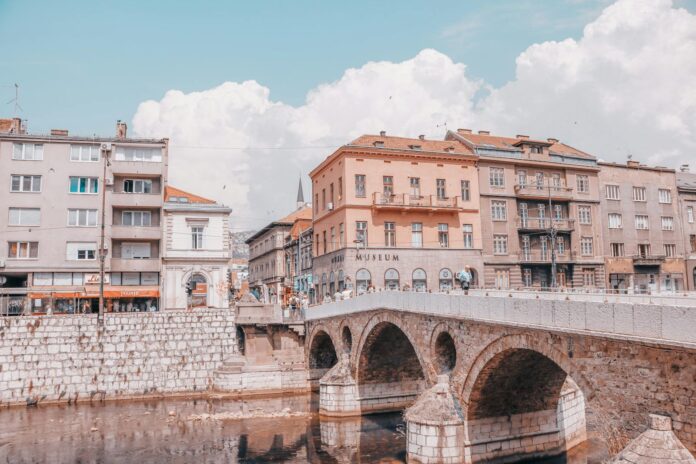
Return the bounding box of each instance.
[0,309,262,405]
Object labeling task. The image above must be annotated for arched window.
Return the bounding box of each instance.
[384,268,400,291]
[356,268,371,294]
[338,270,345,292]
[188,273,208,307]
[469,267,479,287]
[329,271,336,295]
[439,268,454,292]
[412,268,427,292]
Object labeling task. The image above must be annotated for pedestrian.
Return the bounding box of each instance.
[457,265,472,294]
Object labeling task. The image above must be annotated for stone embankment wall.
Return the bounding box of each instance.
[0,309,236,405]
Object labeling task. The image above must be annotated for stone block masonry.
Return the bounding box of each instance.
[0,309,237,405]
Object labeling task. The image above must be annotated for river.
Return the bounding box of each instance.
[0,394,609,463]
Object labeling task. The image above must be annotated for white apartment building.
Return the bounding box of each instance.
[0,119,168,315]
[162,186,232,309]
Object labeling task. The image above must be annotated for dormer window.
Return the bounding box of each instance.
[373,141,385,148]
[530,146,543,154]
[409,144,422,150]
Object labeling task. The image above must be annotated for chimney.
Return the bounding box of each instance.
[50,129,69,136]
[418,134,425,141]
[516,134,529,140]
[458,128,472,134]
[379,130,386,137]
[627,160,640,168]
[547,138,559,143]
[680,164,690,173]
[478,130,490,135]
[116,120,128,139]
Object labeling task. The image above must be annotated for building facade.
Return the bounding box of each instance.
[446,129,605,289]
[678,169,696,290]
[597,161,685,293]
[162,186,232,310]
[310,134,483,297]
[0,120,168,314]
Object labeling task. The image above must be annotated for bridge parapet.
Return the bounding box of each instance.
[307,291,696,347]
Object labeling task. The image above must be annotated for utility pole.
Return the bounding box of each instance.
[98,144,112,323]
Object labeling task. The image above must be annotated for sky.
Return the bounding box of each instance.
[1,0,695,229]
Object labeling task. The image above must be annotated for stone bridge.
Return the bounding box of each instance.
[305,291,696,463]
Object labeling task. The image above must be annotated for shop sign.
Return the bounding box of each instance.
[84,273,110,285]
[355,253,399,262]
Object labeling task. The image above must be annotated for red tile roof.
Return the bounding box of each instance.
[164,186,216,204]
[278,205,312,224]
[454,130,594,160]
[350,134,474,155]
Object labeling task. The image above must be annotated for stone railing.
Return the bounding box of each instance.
[307,291,696,347]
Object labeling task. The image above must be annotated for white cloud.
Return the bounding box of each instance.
[132,0,696,229]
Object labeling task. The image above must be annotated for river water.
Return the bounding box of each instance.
[0,394,608,463]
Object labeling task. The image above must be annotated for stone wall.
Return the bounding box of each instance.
[0,309,236,405]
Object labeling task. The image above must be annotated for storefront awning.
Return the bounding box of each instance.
[84,286,160,298]
[29,292,85,299]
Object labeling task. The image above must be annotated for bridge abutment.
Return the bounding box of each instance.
[319,354,361,416]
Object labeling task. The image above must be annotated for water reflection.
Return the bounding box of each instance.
[0,393,605,463]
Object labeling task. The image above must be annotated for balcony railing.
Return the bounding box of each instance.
[632,254,666,266]
[514,184,573,200]
[111,225,162,240]
[110,258,161,272]
[519,250,577,263]
[517,217,575,231]
[372,193,462,210]
[111,192,162,208]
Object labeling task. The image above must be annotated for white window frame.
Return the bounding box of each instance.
[356,221,368,247]
[9,207,40,226]
[462,224,473,249]
[124,179,153,194]
[114,146,162,162]
[121,242,151,259]
[489,168,505,188]
[438,223,449,248]
[355,174,366,198]
[69,176,99,194]
[12,143,43,161]
[635,215,649,230]
[580,237,593,256]
[411,222,423,248]
[191,225,204,249]
[66,242,97,261]
[632,186,646,202]
[384,222,396,248]
[605,184,620,200]
[577,205,591,225]
[461,180,471,201]
[10,174,41,192]
[661,216,674,231]
[70,145,100,162]
[658,189,672,204]
[68,209,98,227]
[608,213,622,229]
[493,235,508,255]
[576,175,589,193]
[122,210,152,227]
[664,244,677,258]
[611,242,625,257]
[8,241,38,259]
[688,206,694,224]
[491,200,507,221]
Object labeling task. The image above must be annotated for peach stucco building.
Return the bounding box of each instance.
[309,133,483,296]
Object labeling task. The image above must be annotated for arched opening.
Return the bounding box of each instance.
[384,268,399,291]
[412,268,427,292]
[357,322,426,412]
[433,332,456,374]
[341,326,352,355]
[309,330,338,384]
[465,348,587,462]
[469,267,479,287]
[236,326,246,356]
[356,269,371,295]
[439,268,454,292]
[188,273,208,307]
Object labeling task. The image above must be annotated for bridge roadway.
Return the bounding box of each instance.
[304,290,696,463]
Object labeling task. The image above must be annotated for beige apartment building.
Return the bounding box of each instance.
[0,119,168,314]
[598,160,685,293]
[678,169,696,290]
[446,129,605,289]
[310,134,483,296]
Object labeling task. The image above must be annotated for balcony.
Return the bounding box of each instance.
[110,161,163,176]
[109,258,160,272]
[111,225,161,240]
[517,217,575,232]
[111,192,162,208]
[519,250,577,263]
[632,255,665,267]
[372,193,463,212]
[514,184,573,201]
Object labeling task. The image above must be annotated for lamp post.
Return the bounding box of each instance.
[98,144,112,324]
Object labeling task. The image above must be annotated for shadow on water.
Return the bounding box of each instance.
[0,393,606,463]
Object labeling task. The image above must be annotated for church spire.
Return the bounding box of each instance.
[296,176,305,209]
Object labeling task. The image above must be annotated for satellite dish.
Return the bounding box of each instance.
[0,276,7,286]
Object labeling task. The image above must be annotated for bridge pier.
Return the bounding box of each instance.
[319,354,361,416]
[319,415,361,462]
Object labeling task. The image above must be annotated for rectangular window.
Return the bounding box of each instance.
[517,170,527,187]
[123,179,153,193]
[661,216,674,230]
[554,204,563,220]
[330,183,334,205]
[582,268,596,287]
[338,177,343,200]
[688,206,694,223]
[314,194,318,214]
[462,224,473,249]
[356,221,367,246]
[577,175,589,193]
[66,242,96,260]
[438,223,449,248]
[493,235,508,255]
[67,209,98,227]
[552,173,561,187]
[605,184,620,200]
[122,211,152,227]
[411,222,423,248]
[658,188,672,204]
[495,269,510,289]
[436,179,446,200]
[8,207,40,226]
[635,215,649,230]
[383,176,393,196]
[664,244,677,257]
[491,200,507,221]
[330,227,336,251]
[70,145,100,162]
[409,177,421,198]
[608,213,622,229]
[114,146,162,162]
[191,226,204,249]
[355,174,366,197]
[339,223,344,247]
[557,236,566,255]
[323,231,327,253]
[489,167,505,187]
[461,180,470,201]
[384,222,396,247]
[576,205,591,224]
[122,242,151,259]
[322,188,326,210]
[580,237,593,256]
[690,234,696,252]
[638,243,651,257]
[535,172,544,189]
[633,186,646,202]
[611,243,625,257]
[69,176,98,194]
[10,174,41,192]
[12,143,43,161]
[8,241,38,259]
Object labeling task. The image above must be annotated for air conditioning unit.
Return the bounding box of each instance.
[327,202,334,211]
[101,142,112,152]
[105,178,114,186]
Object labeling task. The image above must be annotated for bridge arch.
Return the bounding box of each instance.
[461,334,590,461]
[307,325,338,385]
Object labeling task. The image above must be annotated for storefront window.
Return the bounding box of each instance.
[385,268,399,291]
[412,268,427,292]
[356,269,371,295]
[439,268,454,292]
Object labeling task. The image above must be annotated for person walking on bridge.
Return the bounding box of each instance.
[457,265,472,294]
